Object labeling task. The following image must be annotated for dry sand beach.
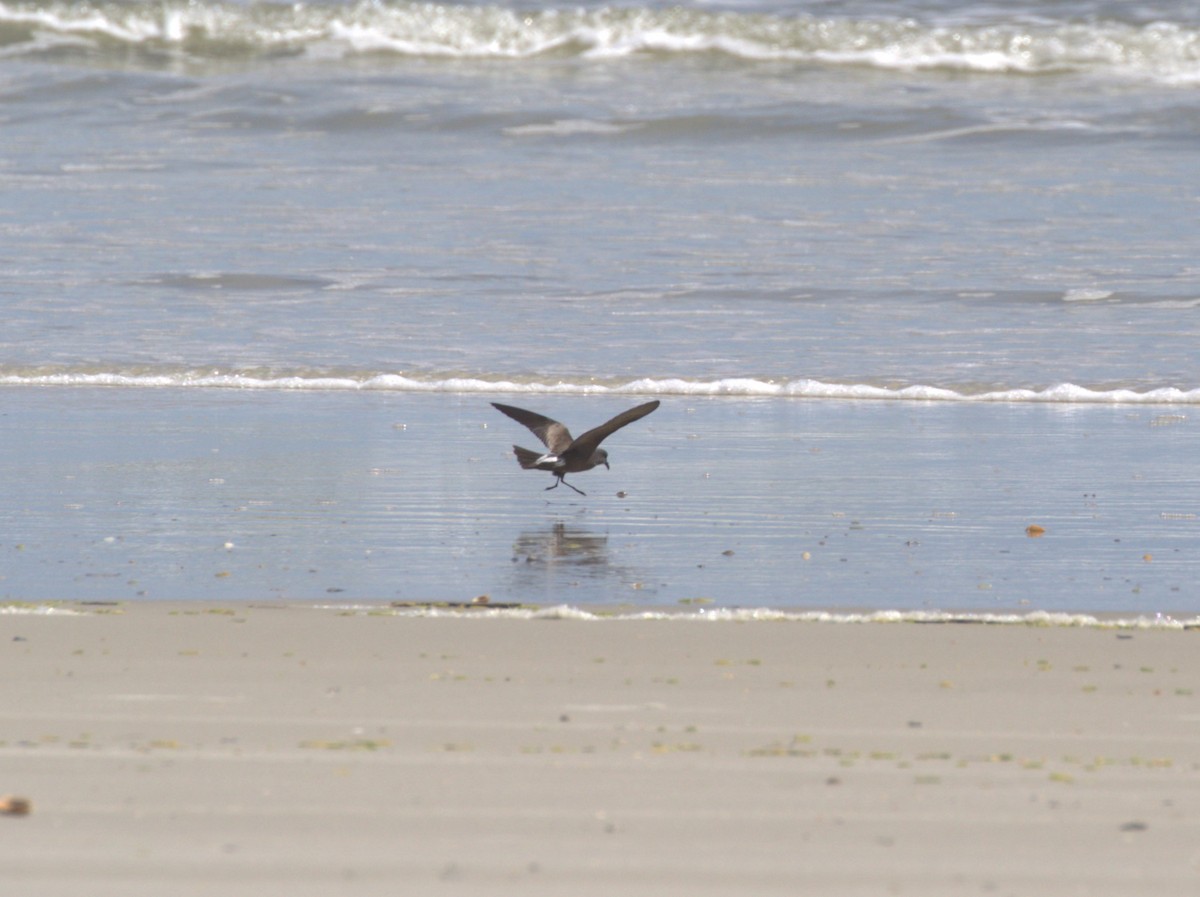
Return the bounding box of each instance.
[2,603,1198,895]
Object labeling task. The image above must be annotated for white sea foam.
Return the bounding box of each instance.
[1063,288,1116,302]
[324,603,1200,629]
[2,1,1200,83]
[503,118,639,137]
[0,603,87,615]
[21,600,1196,628]
[3,370,1197,404]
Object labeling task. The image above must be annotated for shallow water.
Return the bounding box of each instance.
[3,387,1196,613]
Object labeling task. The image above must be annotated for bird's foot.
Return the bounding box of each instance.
[545,477,586,496]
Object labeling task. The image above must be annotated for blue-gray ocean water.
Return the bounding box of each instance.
[2,0,1198,615]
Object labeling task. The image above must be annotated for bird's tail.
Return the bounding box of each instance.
[512,445,543,469]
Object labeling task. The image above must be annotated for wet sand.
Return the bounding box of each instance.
[2,602,1198,895]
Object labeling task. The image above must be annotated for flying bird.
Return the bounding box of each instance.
[491,400,660,495]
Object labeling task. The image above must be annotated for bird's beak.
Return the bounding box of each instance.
[603,460,610,470]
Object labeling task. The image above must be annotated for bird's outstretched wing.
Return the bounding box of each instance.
[566,400,660,460]
[491,403,574,453]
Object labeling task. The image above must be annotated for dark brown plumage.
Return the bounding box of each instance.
[491,400,660,495]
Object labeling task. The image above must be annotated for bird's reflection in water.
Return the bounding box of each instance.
[513,522,609,570]
[510,522,652,601]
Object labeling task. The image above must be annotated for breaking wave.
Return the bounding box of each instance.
[3,368,1198,404]
[2,0,1200,82]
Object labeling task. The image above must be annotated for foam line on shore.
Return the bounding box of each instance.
[291,604,1200,629]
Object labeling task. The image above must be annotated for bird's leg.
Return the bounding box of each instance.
[544,479,560,491]
[561,477,586,496]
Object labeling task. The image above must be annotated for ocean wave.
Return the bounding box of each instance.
[2,0,1200,81]
[3,369,1198,404]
